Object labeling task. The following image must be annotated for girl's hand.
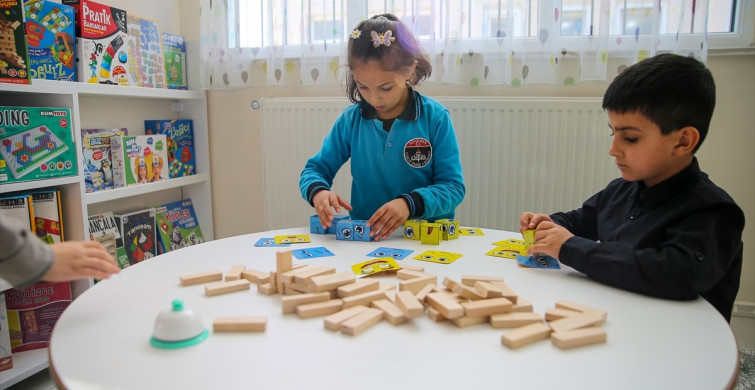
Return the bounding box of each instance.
[367,199,410,241]
[312,190,353,229]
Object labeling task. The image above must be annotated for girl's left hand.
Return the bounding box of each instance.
[367,199,410,241]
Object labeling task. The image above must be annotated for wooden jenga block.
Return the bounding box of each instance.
[548,312,604,333]
[225,265,246,281]
[427,306,446,322]
[512,297,534,312]
[545,308,581,321]
[501,322,552,349]
[451,315,489,328]
[395,291,424,318]
[337,279,379,298]
[555,300,608,320]
[276,250,293,291]
[278,265,316,285]
[462,297,513,317]
[296,299,344,319]
[474,281,503,298]
[205,279,251,296]
[442,277,461,291]
[371,299,408,325]
[293,265,336,284]
[399,264,424,272]
[453,284,486,301]
[551,327,607,350]
[310,272,356,292]
[324,305,369,331]
[379,282,396,292]
[213,316,267,332]
[490,312,544,328]
[179,271,223,286]
[258,282,276,295]
[241,269,269,284]
[342,289,388,309]
[396,269,431,280]
[488,280,518,303]
[426,292,464,319]
[461,275,504,286]
[398,275,436,295]
[281,292,331,314]
[415,284,435,303]
[340,308,384,336]
[384,290,397,302]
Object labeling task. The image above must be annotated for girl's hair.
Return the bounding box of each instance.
[345,13,432,103]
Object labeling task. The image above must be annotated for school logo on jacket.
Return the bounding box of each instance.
[404,138,432,168]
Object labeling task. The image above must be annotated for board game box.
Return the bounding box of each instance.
[88,211,129,269]
[31,189,63,244]
[144,119,195,178]
[0,294,12,372]
[0,106,77,184]
[110,134,168,188]
[4,281,72,352]
[0,0,30,84]
[162,33,186,90]
[126,14,165,88]
[0,194,33,231]
[114,207,156,265]
[82,127,126,192]
[155,198,204,254]
[24,0,76,81]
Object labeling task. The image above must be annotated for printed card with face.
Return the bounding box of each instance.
[413,250,463,264]
[366,247,413,260]
[516,254,561,269]
[491,238,526,250]
[292,247,335,260]
[351,257,401,277]
[254,237,291,247]
[459,227,485,236]
[485,247,524,259]
[274,234,311,244]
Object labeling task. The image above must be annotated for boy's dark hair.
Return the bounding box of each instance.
[345,13,432,103]
[602,53,715,153]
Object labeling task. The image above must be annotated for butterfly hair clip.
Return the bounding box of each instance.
[370,30,395,48]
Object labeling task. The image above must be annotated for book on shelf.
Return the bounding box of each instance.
[24,0,77,81]
[155,198,204,254]
[3,281,72,353]
[110,134,168,187]
[161,33,187,90]
[126,14,166,88]
[30,189,63,244]
[144,119,195,178]
[0,0,30,85]
[88,211,129,269]
[82,127,127,193]
[114,207,157,266]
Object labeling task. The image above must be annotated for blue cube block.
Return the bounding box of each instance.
[352,220,371,241]
[336,219,354,240]
[310,215,326,234]
[329,215,350,234]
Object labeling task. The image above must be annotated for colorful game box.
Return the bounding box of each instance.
[24,0,76,81]
[114,207,156,265]
[0,106,77,184]
[144,119,195,178]
[126,14,166,88]
[3,281,72,352]
[88,211,128,269]
[0,294,13,372]
[0,0,30,84]
[110,134,168,188]
[82,127,126,192]
[162,33,186,90]
[31,189,63,244]
[0,194,34,231]
[66,0,129,85]
[155,198,205,254]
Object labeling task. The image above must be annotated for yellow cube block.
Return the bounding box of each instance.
[523,229,536,249]
[436,219,459,240]
[403,219,426,240]
[420,222,442,245]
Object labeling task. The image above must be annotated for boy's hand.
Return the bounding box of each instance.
[519,212,553,232]
[312,190,353,229]
[45,241,121,282]
[526,221,574,259]
[367,199,410,241]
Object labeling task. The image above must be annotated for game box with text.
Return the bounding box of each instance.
[144,119,195,178]
[126,14,165,88]
[110,134,168,187]
[24,0,76,81]
[88,210,129,269]
[4,281,72,352]
[30,189,63,244]
[0,0,30,84]
[114,207,156,266]
[155,198,204,254]
[82,127,126,192]
[162,32,186,90]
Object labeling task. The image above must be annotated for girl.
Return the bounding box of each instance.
[300,14,465,241]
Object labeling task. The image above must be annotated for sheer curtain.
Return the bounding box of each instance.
[199,0,710,89]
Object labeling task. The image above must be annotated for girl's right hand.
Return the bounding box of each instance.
[312,190,353,229]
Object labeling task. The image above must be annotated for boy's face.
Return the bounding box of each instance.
[607,110,692,187]
[351,59,414,120]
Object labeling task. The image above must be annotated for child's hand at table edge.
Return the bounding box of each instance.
[312,190,353,229]
[526,221,574,260]
[367,199,410,241]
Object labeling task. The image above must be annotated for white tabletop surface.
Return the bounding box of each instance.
[49,227,739,390]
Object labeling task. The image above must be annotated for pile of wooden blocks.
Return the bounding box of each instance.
[178,249,607,349]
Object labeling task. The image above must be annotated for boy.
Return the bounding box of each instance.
[520,54,745,321]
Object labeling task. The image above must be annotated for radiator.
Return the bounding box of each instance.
[261,97,618,232]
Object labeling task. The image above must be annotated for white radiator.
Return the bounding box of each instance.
[261,97,618,232]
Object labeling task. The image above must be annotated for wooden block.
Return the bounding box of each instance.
[396,269,431,280]
[293,265,336,284]
[399,264,424,272]
[461,275,504,286]
[451,315,489,328]
[278,264,317,285]
[384,290,397,303]
[551,327,607,350]
[258,282,276,295]
[213,316,267,332]
[225,265,246,281]
[296,299,343,319]
[488,280,518,303]
[490,312,544,329]
[452,284,486,301]
[337,279,379,298]
[179,271,223,286]
[462,297,513,317]
[512,297,534,313]
[276,250,293,292]
[548,312,604,333]
[474,281,503,298]
[501,322,552,349]
[545,308,581,321]
[442,277,461,291]
[281,292,331,314]
[310,272,356,292]
[324,305,369,331]
[205,279,251,296]
[555,300,608,320]
[371,299,408,325]
[342,289,388,309]
[395,291,424,318]
[398,275,436,295]
[427,306,446,322]
[425,292,464,319]
[340,308,384,336]
[379,282,396,292]
[415,284,435,303]
[241,269,269,284]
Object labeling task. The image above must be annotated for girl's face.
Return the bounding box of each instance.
[139,165,147,179]
[351,59,416,120]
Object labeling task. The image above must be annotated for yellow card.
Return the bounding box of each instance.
[491,238,526,250]
[459,227,484,236]
[273,234,311,244]
[351,257,400,276]
[414,250,462,264]
[486,246,526,259]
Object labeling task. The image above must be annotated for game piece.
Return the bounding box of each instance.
[274,234,310,244]
[420,222,442,245]
[414,250,462,265]
[395,291,424,318]
[396,269,430,280]
[179,271,223,286]
[473,281,503,298]
[292,265,336,284]
[435,219,459,240]
[452,284,486,301]
[501,322,552,349]
[352,220,371,241]
[399,264,424,272]
[555,300,608,320]
[371,299,407,325]
[458,227,484,236]
[490,312,544,329]
[336,219,354,240]
[451,315,489,328]
[225,265,246,281]
[204,279,251,297]
[213,317,267,332]
[516,253,561,269]
[425,292,464,320]
[522,229,535,248]
[403,219,426,240]
[240,269,269,284]
[296,299,343,319]
[547,312,605,333]
[461,297,513,317]
[280,292,331,314]
[367,247,414,260]
[309,214,326,234]
[257,283,276,295]
[340,308,383,336]
[441,277,461,291]
[337,279,380,298]
[545,308,581,322]
[383,290,397,302]
[398,275,436,295]
[511,297,534,313]
[551,327,607,350]
[350,257,401,277]
[254,237,290,247]
[488,280,519,303]
[310,273,356,292]
[341,289,388,309]
[461,275,505,286]
[415,284,435,303]
[324,305,369,331]
[276,250,293,291]
[426,306,446,322]
[292,246,335,259]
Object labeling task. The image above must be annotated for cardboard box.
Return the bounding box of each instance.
[0,0,30,84]
[162,32,186,90]
[110,134,168,188]
[82,128,126,192]
[24,0,76,81]
[4,282,72,352]
[31,189,63,244]
[0,194,34,232]
[114,207,156,265]
[155,199,204,254]
[126,14,165,88]
[144,119,195,178]
[88,211,128,269]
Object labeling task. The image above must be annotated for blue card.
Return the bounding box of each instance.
[292,247,335,259]
[254,237,291,247]
[516,254,561,269]
[366,247,413,260]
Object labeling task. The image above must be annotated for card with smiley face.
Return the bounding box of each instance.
[366,247,413,260]
[413,250,463,264]
[351,257,401,277]
[273,234,311,245]
[459,227,484,236]
[254,237,291,247]
[292,246,335,259]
